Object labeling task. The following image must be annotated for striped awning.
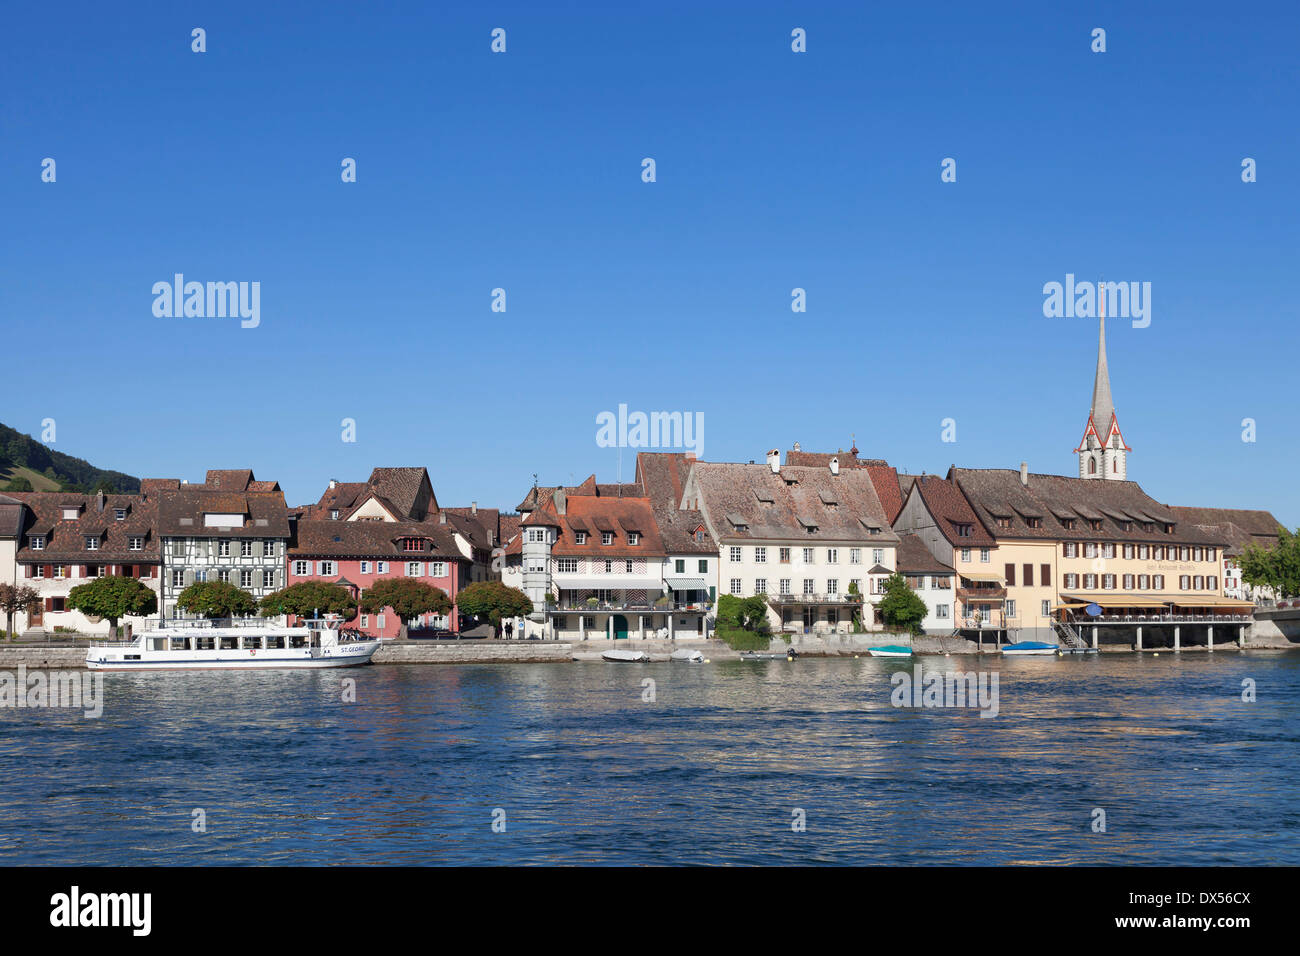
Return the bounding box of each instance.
[664,576,708,591]
[961,573,1005,584]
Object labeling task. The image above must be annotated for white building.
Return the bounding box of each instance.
[684,452,900,634]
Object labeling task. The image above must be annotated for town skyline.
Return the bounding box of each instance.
[4,2,1295,524]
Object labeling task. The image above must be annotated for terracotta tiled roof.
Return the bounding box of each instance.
[635,452,714,553]
[291,518,462,559]
[11,492,161,562]
[863,463,904,524]
[914,475,996,547]
[523,494,666,556]
[951,469,1231,546]
[1169,506,1283,556]
[692,462,898,544]
[365,467,436,520]
[0,494,25,537]
[205,469,254,490]
[155,485,291,538]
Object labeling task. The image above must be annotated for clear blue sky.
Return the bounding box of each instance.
[2,1,1297,524]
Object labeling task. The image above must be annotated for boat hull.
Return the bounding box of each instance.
[868,645,912,657]
[86,644,380,671]
[601,650,648,662]
[999,643,1059,657]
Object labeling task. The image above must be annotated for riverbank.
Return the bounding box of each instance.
[2,633,1294,669]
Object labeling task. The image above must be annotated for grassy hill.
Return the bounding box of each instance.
[0,423,140,494]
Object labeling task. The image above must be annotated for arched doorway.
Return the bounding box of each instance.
[612,614,629,640]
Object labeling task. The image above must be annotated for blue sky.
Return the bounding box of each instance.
[2,1,1297,524]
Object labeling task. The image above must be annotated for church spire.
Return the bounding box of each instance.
[1075,290,1129,479]
[1090,292,1115,436]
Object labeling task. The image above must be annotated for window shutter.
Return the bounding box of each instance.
[24,564,33,578]
[1023,563,1033,587]
[44,565,53,578]
[183,569,194,587]
[1004,563,1015,586]
[44,598,53,612]
[258,541,267,558]
[1041,564,1050,588]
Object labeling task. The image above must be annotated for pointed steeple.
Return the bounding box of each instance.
[1075,290,1129,479]
[1090,294,1115,437]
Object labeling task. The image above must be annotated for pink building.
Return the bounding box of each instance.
[288,468,497,638]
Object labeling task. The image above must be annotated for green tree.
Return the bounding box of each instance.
[3,476,33,492]
[456,580,533,638]
[1239,527,1300,597]
[876,572,929,635]
[66,575,158,637]
[176,579,257,619]
[259,581,358,620]
[360,578,451,639]
[716,593,769,632]
[0,584,41,641]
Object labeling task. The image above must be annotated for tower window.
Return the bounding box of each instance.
[1088,458,1097,475]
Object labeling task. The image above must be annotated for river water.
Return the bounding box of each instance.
[2,653,1297,865]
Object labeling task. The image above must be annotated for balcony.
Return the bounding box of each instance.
[767,592,862,606]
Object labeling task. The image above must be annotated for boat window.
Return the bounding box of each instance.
[220,637,238,650]
[242,636,263,650]
[169,639,187,651]
[266,635,285,649]
[196,637,215,651]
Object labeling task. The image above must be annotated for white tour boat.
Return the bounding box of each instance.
[86,619,381,671]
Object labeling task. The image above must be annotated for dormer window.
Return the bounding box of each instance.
[1027,517,1042,529]
[330,510,340,520]
[30,535,45,551]
[402,537,424,552]
[1165,523,1175,534]
[1061,518,1076,530]
[61,507,80,520]
[627,532,640,546]
[956,524,972,538]
[995,517,1011,529]
[129,536,143,551]
[695,529,705,544]
[114,508,126,521]
[1090,519,1103,531]
[84,536,99,551]
[575,531,588,544]
[601,532,613,546]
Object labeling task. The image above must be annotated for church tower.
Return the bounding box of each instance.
[1074,293,1130,479]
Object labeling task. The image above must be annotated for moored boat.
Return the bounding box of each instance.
[868,645,912,658]
[999,641,1059,657]
[86,619,380,671]
[669,648,705,663]
[602,649,649,662]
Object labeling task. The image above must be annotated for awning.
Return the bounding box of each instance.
[961,573,1005,584]
[1170,597,1256,609]
[1061,593,1172,608]
[664,576,708,591]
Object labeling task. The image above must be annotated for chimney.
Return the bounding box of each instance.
[96,490,106,512]
[554,489,567,515]
[793,441,801,452]
[439,512,447,524]
[1020,461,1029,486]
[471,501,478,515]
[767,449,780,474]
[829,456,840,476]
[181,479,189,485]
[329,479,338,490]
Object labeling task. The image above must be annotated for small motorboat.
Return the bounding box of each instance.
[868,645,912,658]
[602,649,649,662]
[739,649,798,661]
[669,648,705,663]
[1000,641,1059,657]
